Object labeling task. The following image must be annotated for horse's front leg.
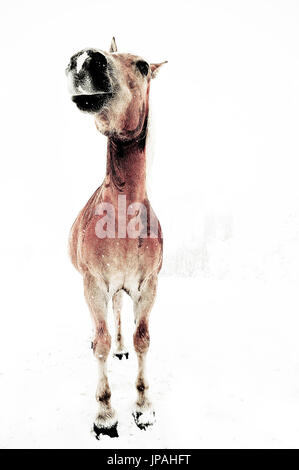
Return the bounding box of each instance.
[84,273,118,438]
[132,274,158,430]
[112,290,129,360]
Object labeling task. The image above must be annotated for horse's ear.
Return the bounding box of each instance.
[109,37,117,53]
[150,61,168,79]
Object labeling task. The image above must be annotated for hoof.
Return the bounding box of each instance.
[132,409,156,430]
[113,352,129,360]
[93,422,119,439]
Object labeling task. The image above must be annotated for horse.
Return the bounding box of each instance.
[66,37,166,438]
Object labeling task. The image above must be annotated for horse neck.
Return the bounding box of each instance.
[105,120,148,203]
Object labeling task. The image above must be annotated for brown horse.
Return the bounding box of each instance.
[66,38,166,438]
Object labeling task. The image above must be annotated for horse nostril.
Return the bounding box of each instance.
[87,51,108,71]
[85,51,110,92]
[68,50,107,76]
[67,49,111,95]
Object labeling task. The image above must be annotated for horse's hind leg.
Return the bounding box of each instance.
[132,274,158,430]
[84,273,118,439]
[112,290,129,360]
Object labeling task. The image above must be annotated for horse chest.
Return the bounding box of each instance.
[70,210,160,281]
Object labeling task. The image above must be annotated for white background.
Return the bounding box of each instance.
[1,0,299,448]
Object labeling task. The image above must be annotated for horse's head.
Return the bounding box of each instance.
[66,38,166,141]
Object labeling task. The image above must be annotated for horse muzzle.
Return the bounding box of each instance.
[66,49,114,113]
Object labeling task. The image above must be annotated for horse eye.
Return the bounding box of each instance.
[136,60,149,76]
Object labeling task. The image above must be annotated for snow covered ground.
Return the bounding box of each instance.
[1,267,299,448]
